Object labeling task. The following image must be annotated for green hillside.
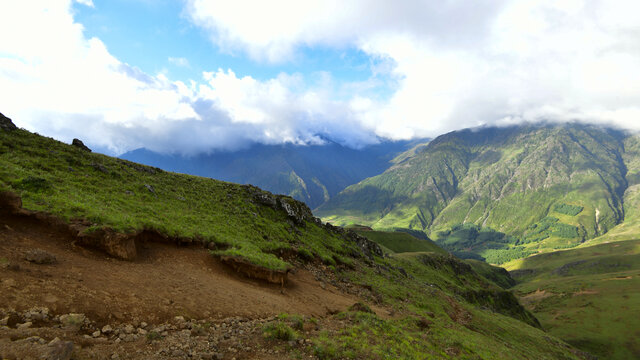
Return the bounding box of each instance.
[506,240,640,359]
[318,124,635,263]
[353,229,448,255]
[0,117,587,358]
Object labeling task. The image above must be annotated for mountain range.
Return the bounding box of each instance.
[317,123,640,263]
[121,138,423,209]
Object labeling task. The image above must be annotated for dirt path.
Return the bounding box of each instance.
[0,213,370,326]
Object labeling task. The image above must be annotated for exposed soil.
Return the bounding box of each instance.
[572,290,599,297]
[0,210,389,359]
[519,289,554,307]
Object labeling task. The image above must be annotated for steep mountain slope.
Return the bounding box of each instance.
[0,113,592,359]
[318,123,636,263]
[121,139,421,209]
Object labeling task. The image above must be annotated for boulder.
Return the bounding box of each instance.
[24,249,57,264]
[71,138,91,152]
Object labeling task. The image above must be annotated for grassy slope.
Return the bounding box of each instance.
[353,229,448,255]
[0,125,586,359]
[318,124,631,263]
[505,240,640,359]
[0,128,356,270]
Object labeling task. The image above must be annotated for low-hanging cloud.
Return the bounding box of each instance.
[2,0,640,156]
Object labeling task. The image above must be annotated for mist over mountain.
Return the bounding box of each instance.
[121,138,426,208]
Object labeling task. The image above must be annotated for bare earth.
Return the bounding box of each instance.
[0,212,385,359]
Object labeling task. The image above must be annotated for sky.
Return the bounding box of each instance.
[1,0,640,155]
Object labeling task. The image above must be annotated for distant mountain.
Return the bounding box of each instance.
[120,139,425,208]
[317,123,640,263]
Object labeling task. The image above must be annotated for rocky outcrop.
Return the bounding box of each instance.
[71,138,91,152]
[249,187,318,226]
[74,227,138,260]
[0,112,17,131]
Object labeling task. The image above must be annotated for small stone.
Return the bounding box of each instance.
[138,328,147,335]
[140,322,148,328]
[47,340,73,360]
[102,324,113,334]
[17,321,32,329]
[124,324,134,334]
[92,330,101,338]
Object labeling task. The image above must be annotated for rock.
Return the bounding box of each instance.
[144,184,155,194]
[59,313,85,330]
[140,321,148,328]
[91,163,108,173]
[71,138,91,152]
[47,340,73,360]
[16,321,32,329]
[123,324,134,334]
[92,330,101,337]
[348,302,374,314]
[77,228,137,260]
[24,249,57,264]
[137,328,147,335]
[0,112,17,131]
[101,324,113,334]
[417,317,433,329]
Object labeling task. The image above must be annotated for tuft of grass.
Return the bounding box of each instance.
[211,246,291,272]
[262,321,298,341]
[146,331,163,341]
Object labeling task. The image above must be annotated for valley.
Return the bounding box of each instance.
[0,116,589,359]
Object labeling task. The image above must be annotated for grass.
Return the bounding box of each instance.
[0,128,358,271]
[318,124,631,264]
[263,321,298,341]
[310,252,581,359]
[507,240,640,359]
[0,125,586,359]
[353,230,447,255]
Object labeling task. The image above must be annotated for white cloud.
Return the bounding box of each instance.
[74,0,94,7]
[186,0,640,138]
[168,57,190,67]
[3,0,640,158]
[0,0,375,154]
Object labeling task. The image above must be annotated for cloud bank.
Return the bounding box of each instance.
[2,0,640,155]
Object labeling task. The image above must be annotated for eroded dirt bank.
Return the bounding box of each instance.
[0,211,386,359]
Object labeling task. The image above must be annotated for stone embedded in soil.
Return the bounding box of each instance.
[47,339,74,360]
[24,249,57,264]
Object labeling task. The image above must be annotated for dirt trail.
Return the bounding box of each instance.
[0,213,371,326]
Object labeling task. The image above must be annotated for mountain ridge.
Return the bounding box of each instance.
[318,122,639,263]
[121,138,427,208]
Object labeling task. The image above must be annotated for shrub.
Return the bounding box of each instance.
[263,321,298,341]
[553,203,583,216]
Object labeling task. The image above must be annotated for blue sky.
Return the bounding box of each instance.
[1,0,640,155]
[74,0,378,85]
